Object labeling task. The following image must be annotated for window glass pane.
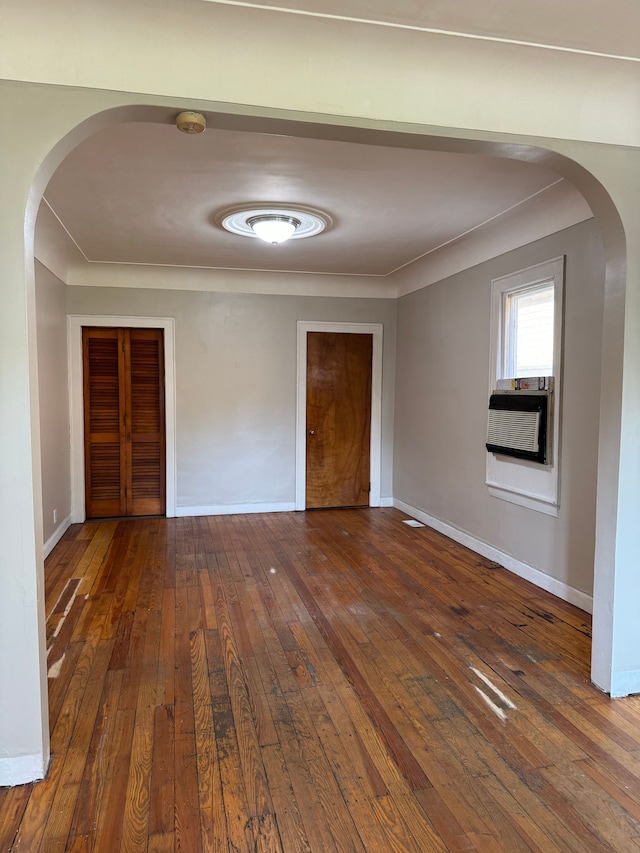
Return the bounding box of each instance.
[504,283,554,378]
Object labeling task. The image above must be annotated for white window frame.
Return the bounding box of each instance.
[487,257,564,516]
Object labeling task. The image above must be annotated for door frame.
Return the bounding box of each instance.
[68,315,176,521]
[296,321,383,511]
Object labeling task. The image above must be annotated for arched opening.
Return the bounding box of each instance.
[18,98,628,785]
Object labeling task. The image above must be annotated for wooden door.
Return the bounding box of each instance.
[306,331,372,509]
[83,327,165,518]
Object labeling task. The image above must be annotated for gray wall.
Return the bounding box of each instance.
[35,262,71,544]
[66,286,397,510]
[393,219,605,596]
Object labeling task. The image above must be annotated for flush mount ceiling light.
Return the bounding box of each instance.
[219,206,330,245]
[175,111,207,134]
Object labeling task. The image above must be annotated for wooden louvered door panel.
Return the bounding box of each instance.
[83,328,126,518]
[125,329,165,516]
[83,327,165,519]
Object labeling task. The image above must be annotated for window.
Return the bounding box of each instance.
[487,257,564,516]
[501,282,554,379]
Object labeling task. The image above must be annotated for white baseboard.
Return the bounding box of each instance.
[0,752,48,786]
[393,499,593,614]
[179,498,393,516]
[175,501,296,518]
[43,514,73,559]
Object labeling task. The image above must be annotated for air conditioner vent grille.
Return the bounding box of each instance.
[487,409,540,453]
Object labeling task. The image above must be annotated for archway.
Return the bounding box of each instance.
[2,87,628,785]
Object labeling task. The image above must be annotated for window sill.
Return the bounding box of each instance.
[486,481,559,517]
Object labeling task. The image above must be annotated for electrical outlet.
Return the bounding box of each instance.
[53,508,58,525]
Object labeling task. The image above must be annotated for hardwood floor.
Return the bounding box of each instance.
[2,508,640,851]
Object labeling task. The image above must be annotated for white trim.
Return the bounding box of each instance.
[175,501,296,517]
[380,496,394,507]
[0,753,48,787]
[43,513,72,559]
[68,315,177,522]
[296,321,383,511]
[486,484,559,517]
[393,498,593,614]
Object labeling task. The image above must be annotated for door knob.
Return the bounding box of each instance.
[308,429,315,435]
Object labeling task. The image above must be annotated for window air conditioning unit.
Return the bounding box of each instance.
[486,392,549,464]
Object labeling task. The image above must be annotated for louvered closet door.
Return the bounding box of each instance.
[83,327,165,518]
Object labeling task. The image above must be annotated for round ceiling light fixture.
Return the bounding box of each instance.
[176,111,207,134]
[219,206,330,245]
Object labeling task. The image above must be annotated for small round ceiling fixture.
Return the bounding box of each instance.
[176,111,207,134]
[220,206,330,245]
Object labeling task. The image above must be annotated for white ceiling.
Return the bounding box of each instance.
[202,0,640,60]
[43,121,567,278]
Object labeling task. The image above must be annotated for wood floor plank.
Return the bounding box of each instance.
[157,586,175,707]
[261,743,312,853]
[147,832,174,853]
[301,681,427,853]
[205,630,256,853]
[38,640,114,850]
[92,708,136,853]
[540,761,640,851]
[242,653,280,748]
[173,521,203,853]
[312,655,448,851]
[211,556,281,847]
[191,628,227,853]
[576,757,640,821]
[414,787,478,853]
[148,704,175,837]
[47,640,84,734]
[276,547,434,793]
[120,702,154,852]
[0,784,32,852]
[65,667,124,850]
